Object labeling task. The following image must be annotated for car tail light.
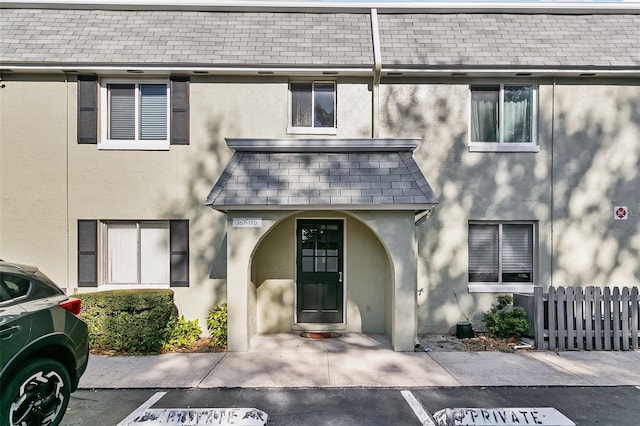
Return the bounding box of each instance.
[60,298,82,315]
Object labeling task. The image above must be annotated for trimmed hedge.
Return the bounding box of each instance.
[78,289,175,354]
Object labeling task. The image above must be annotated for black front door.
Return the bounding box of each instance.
[296,219,344,323]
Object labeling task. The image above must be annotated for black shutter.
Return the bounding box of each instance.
[170,76,189,145]
[77,76,98,144]
[170,220,189,287]
[78,220,98,287]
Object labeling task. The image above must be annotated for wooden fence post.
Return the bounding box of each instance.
[575,287,584,350]
[557,286,566,351]
[593,287,602,350]
[604,287,612,350]
[548,287,557,350]
[632,287,639,350]
[566,287,575,350]
[534,286,544,349]
[621,287,630,351]
[613,287,621,351]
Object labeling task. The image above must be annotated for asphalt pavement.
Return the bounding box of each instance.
[78,333,640,389]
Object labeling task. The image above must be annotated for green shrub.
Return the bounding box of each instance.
[163,316,202,351]
[207,303,228,349]
[78,289,174,353]
[482,295,530,339]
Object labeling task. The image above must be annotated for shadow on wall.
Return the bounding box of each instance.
[161,116,239,317]
[380,82,640,333]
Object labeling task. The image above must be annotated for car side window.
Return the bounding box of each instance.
[0,273,31,302]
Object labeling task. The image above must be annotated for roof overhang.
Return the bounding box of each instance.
[205,138,438,213]
[2,0,639,14]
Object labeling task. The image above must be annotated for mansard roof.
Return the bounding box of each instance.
[1,2,639,71]
[205,139,438,212]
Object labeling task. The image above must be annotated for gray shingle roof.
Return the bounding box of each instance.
[2,8,639,69]
[205,145,438,211]
[0,9,373,66]
[378,13,640,68]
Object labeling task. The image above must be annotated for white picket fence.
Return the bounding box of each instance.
[533,286,640,351]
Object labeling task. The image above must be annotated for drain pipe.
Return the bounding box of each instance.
[370,8,381,138]
[550,77,556,286]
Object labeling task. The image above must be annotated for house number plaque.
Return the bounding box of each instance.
[232,218,262,228]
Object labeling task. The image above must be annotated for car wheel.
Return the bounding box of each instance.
[0,358,71,426]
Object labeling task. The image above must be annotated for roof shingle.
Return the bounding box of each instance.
[378,13,640,68]
[205,145,438,211]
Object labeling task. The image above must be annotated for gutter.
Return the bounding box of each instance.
[2,0,639,14]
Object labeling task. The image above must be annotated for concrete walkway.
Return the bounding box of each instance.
[79,333,640,389]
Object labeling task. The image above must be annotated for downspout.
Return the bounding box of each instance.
[550,77,556,287]
[370,8,381,138]
[65,73,70,293]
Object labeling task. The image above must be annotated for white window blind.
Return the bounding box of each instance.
[140,223,169,284]
[106,223,137,283]
[502,224,533,282]
[139,84,167,140]
[105,222,170,285]
[109,84,135,140]
[469,223,534,284]
[468,224,499,282]
[105,81,168,145]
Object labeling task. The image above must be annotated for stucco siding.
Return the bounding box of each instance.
[0,75,70,286]
[551,81,640,286]
[379,79,639,333]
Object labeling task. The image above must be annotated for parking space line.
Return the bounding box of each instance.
[401,390,436,426]
[117,391,167,426]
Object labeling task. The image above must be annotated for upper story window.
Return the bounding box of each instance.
[469,84,538,152]
[288,81,336,135]
[468,222,535,293]
[100,80,169,150]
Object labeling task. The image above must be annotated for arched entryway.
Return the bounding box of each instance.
[206,138,438,351]
[251,211,392,335]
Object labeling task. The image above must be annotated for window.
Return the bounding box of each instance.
[289,81,336,134]
[469,84,538,152]
[77,219,189,288]
[78,76,189,146]
[101,80,169,149]
[468,222,535,292]
[104,222,169,285]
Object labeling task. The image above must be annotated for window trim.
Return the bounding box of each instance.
[467,221,536,294]
[468,83,539,153]
[99,79,171,150]
[287,80,337,135]
[101,220,171,289]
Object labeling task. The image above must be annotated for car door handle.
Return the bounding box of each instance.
[0,325,22,339]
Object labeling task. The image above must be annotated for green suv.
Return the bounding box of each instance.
[0,261,89,426]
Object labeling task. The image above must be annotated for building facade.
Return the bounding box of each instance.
[1,1,639,351]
